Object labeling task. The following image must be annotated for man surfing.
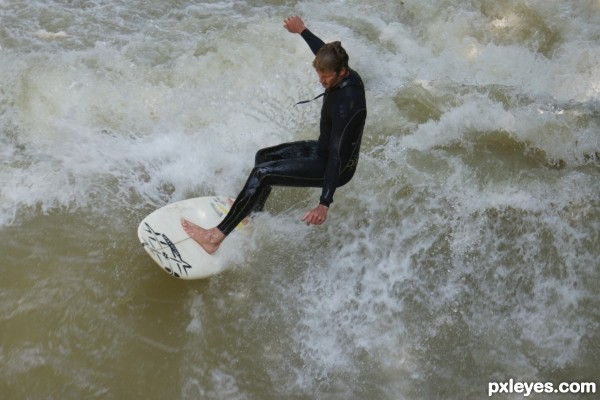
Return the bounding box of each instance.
[181,16,367,254]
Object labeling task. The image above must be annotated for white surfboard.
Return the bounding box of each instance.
[137,196,244,280]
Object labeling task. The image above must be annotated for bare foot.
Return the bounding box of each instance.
[181,219,225,255]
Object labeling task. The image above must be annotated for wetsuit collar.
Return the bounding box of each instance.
[335,78,350,90]
[295,70,355,106]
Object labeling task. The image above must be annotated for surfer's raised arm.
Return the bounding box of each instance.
[283,15,306,34]
[284,16,325,55]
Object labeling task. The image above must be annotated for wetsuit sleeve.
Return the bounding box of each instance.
[300,29,325,55]
[319,84,367,207]
[319,104,345,207]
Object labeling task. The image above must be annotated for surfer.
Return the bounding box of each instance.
[182,15,367,254]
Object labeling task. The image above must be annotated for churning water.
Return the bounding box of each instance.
[1,1,599,399]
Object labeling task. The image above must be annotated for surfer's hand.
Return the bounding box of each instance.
[301,204,328,226]
[284,16,306,34]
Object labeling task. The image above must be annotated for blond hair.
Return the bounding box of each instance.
[312,41,349,73]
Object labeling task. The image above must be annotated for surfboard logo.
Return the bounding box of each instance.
[209,196,229,218]
[140,222,193,278]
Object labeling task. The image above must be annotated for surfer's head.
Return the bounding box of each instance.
[313,41,349,89]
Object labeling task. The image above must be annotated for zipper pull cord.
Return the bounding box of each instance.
[294,92,326,106]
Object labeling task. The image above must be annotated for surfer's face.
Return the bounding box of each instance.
[317,68,346,89]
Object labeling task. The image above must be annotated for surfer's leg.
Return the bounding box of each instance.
[217,164,278,235]
[255,140,318,163]
[217,149,326,236]
[181,142,320,254]
[253,145,272,212]
[184,137,354,253]
[252,141,319,212]
[253,186,271,213]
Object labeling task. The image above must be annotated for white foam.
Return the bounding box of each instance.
[34,29,68,39]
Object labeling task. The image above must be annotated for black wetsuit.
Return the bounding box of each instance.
[217,29,367,235]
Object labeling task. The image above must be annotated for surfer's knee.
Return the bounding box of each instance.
[255,148,270,165]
